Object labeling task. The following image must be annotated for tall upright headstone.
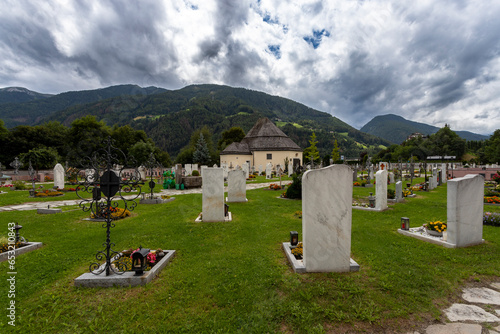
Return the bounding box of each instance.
[447,174,484,247]
[395,181,403,203]
[202,168,225,222]
[242,162,249,179]
[192,164,199,173]
[441,163,447,183]
[227,170,246,202]
[175,164,183,185]
[375,170,388,211]
[185,164,193,176]
[303,165,353,272]
[353,168,358,182]
[265,163,272,179]
[389,172,394,184]
[258,165,263,175]
[53,163,65,189]
[221,163,228,179]
[288,161,293,177]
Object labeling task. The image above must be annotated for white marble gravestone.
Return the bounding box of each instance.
[202,168,225,222]
[200,165,208,179]
[221,163,228,179]
[447,174,484,247]
[227,170,247,202]
[303,165,353,272]
[185,164,192,176]
[258,165,263,175]
[395,181,403,203]
[53,163,65,189]
[288,161,293,177]
[441,163,447,183]
[192,164,198,173]
[265,163,272,179]
[375,169,388,211]
[242,163,249,179]
[389,172,394,184]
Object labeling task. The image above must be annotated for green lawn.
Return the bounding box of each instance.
[0,182,499,333]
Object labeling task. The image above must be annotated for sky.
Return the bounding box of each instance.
[1,0,499,135]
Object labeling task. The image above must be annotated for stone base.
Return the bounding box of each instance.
[139,197,175,205]
[397,228,485,248]
[225,197,248,203]
[37,208,62,214]
[0,242,43,262]
[352,206,388,212]
[74,250,175,287]
[282,242,359,273]
[195,212,232,223]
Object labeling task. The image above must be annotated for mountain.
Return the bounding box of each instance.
[360,114,489,144]
[38,84,391,158]
[0,84,166,128]
[0,87,53,104]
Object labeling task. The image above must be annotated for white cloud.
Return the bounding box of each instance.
[0,0,499,134]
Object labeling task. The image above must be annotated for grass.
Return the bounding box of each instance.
[0,181,499,333]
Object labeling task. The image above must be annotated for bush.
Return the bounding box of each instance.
[191,170,200,176]
[387,189,395,199]
[12,180,27,190]
[285,173,302,199]
[483,212,500,226]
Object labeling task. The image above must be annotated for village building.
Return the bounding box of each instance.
[220,118,303,171]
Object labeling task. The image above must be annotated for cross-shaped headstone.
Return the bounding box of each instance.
[10,157,22,175]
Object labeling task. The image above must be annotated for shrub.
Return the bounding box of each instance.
[12,180,27,190]
[285,173,302,199]
[191,170,200,176]
[387,189,395,199]
[483,212,500,226]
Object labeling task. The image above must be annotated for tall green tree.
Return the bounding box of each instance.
[20,147,59,172]
[304,132,321,165]
[217,127,245,150]
[331,139,340,163]
[193,133,211,165]
[484,129,500,163]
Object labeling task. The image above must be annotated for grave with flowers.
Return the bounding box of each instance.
[398,174,485,248]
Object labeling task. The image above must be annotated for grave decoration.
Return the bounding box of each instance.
[401,217,410,231]
[163,170,175,189]
[10,157,22,175]
[75,137,144,277]
[28,160,36,197]
[290,231,299,247]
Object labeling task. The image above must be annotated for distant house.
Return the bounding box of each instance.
[406,132,428,141]
[220,118,303,171]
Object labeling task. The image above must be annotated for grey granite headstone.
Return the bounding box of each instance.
[447,174,484,247]
[303,165,353,272]
[227,170,246,202]
[395,181,403,203]
[441,163,447,183]
[242,163,249,179]
[202,168,225,222]
[221,163,228,179]
[375,170,388,211]
[389,172,394,184]
[53,163,65,189]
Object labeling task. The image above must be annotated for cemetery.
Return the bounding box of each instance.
[0,158,499,333]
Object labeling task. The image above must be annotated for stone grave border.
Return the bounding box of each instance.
[74,249,176,287]
[195,212,232,223]
[37,208,63,214]
[0,242,43,262]
[225,197,248,203]
[352,206,389,212]
[282,242,360,273]
[139,197,176,205]
[397,228,485,248]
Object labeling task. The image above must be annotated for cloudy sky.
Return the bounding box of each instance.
[1,0,499,135]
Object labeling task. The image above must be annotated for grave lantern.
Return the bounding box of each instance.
[224,203,229,217]
[14,224,23,243]
[131,247,150,276]
[401,217,410,231]
[368,192,375,208]
[290,231,299,247]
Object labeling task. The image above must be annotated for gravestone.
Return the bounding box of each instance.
[447,174,484,247]
[258,165,263,175]
[221,163,228,179]
[353,168,358,182]
[395,181,403,203]
[53,163,65,189]
[202,168,225,222]
[303,165,353,272]
[288,161,293,177]
[175,164,183,185]
[389,172,394,184]
[227,170,246,202]
[432,167,438,189]
[242,162,249,179]
[185,164,192,176]
[441,163,447,183]
[265,163,272,179]
[375,170,388,211]
[369,167,374,180]
[192,164,199,173]
[200,165,208,179]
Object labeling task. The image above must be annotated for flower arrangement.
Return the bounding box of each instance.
[91,207,131,220]
[161,195,171,199]
[403,190,412,197]
[113,248,163,271]
[353,181,361,187]
[35,190,64,197]
[281,192,287,198]
[484,196,500,204]
[269,183,283,190]
[1,184,14,188]
[0,240,26,254]
[291,242,303,259]
[44,176,53,182]
[248,175,256,179]
[294,210,302,218]
[483,212,500,226]
[352,201,369,208]
[492,172,500,184]
[425,220,447,232]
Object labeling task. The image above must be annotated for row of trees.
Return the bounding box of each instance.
[0,116,171,170]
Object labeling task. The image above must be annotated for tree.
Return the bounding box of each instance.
[129,141,155,166]
[20,147,59,172]
[66,116,111,164]
[193,133,211,165]
[423,126,465,158]
[484,129,500,163]
[303,132,321,165]
[218,127,245,151]
[331,139,340,163]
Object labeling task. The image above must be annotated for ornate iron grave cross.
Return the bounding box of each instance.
[143,152,163,200]
[28,160,36,196]
[10,157,23,175]
[76,137,143,276]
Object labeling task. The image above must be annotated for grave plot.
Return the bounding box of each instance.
[73,137,175,287]
[0,223,42,262]
[283,164,359,273]
[352,169,389,212]
[226,170,247,203]
[139,153,175,204]
[195,167,232,222]
[398,174,485,248]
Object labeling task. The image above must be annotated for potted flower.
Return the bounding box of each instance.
[424,220,447,237]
